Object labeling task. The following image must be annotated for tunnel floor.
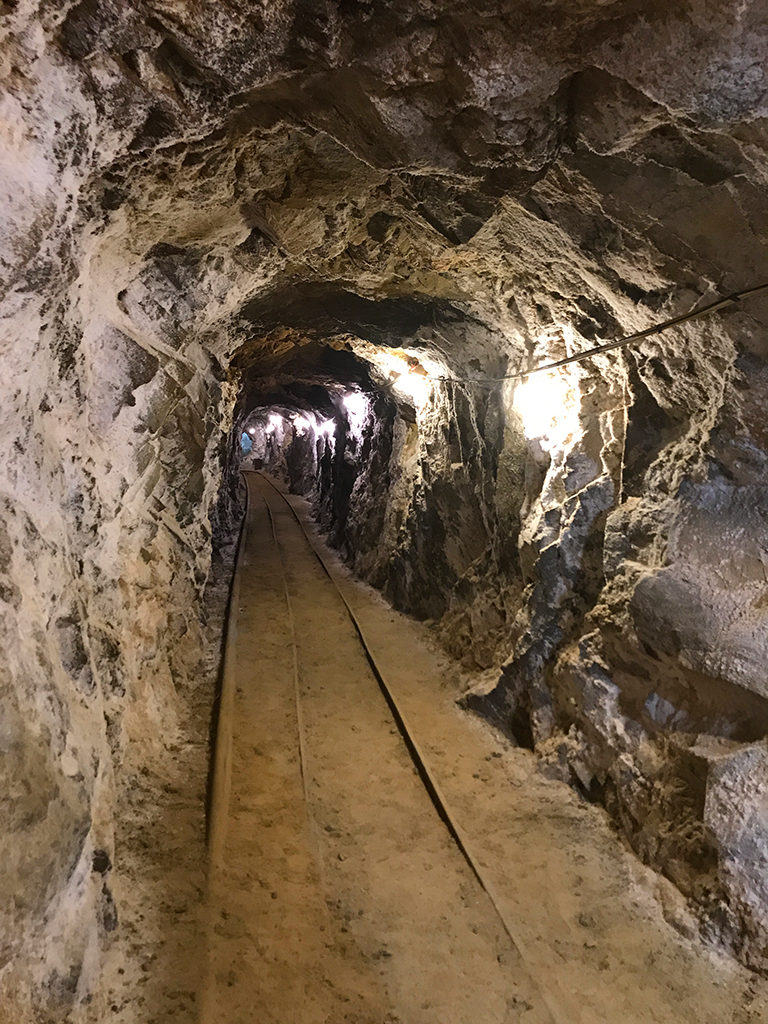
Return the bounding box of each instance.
[198,474,765,1024]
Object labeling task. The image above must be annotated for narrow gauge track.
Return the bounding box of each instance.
[201,471,559,1024]
[254,472,569,1024]
[199,473,763,1024]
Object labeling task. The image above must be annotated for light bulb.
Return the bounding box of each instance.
[394,368,431,408]
[342,392,368,417]
[513,370,576,442]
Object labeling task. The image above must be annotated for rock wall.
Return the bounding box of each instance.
[2,0,768,1016]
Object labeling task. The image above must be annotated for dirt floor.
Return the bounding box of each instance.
[198,472,768,1024]
[103,472,768,1024]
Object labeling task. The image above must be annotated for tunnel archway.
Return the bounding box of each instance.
[221,304,532,628]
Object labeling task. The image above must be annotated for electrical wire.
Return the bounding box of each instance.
[428,280,768,386]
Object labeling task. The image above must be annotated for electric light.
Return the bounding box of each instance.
[342,391,369,435]
[266,412,283,435]
[512,370,578,443]
[393,368,431,408]
[342,392,368,417]
[247,427,255,435]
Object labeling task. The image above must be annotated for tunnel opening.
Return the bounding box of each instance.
[220,315,521,627]
[207,281,768,986]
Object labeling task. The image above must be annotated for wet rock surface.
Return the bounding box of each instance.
[1,0,768,1017]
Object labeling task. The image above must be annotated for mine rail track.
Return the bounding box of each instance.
[203,470,760,1024]
[247,471,568,1024]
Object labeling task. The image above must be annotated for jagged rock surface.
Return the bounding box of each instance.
[1,1,768,1018]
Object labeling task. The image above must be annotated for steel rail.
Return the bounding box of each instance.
[206,483,249,861]
[200,480,250,1024]
[262,490,312,809]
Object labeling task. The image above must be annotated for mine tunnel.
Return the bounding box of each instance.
[3,2,768,1023]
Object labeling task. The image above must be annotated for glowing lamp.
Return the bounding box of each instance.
[266,412,283,435]
[394,368,431,408]
[513,370,576,441]
[342,392,368,417]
